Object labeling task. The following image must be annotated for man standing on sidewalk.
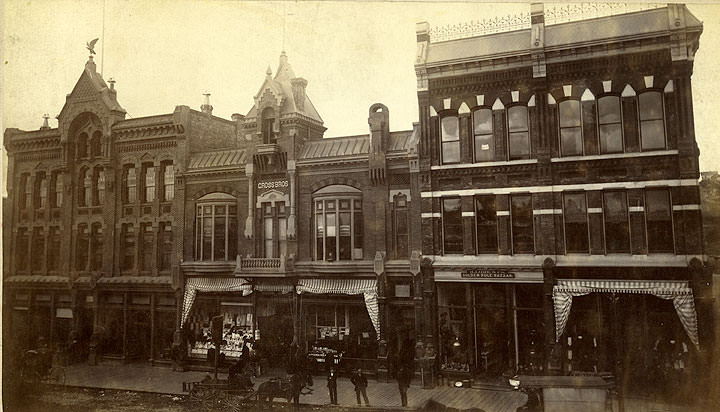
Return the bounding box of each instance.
[327,367,338,405]
[351,368,370,406]
[397,365,412,407]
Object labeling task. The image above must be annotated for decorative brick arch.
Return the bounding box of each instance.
[310,176,363,193]
[191,185,242,200]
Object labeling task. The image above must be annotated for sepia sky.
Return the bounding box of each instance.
[1,0,719,198]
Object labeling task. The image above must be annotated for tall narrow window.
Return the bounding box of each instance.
[393,194,409,259]
[263,203,274,258]
[598,96,623,154]
[646,189,674,253]
[81,168,92,207]
[163,162,174,201]
[16,228,29,270]
[508,106,530,160]
[603,191,630,253]
[442,197,463,254]
[559,100,582,156]
[20,174,31,210]
[52,172,63,208]
[141,224,154,272]
[76,224,89,271]
[313,188,363,261]
[31,228,45,271]
[563,193,589,253]
[122,224,136,271]
[94,168,105,206]
[35,172,48,209]
[125,165,137,203]
[511,195,534,254]
[441,116,460,164]
[47,227,61,271]
[195,193,238,261]
[77,132,88,158]
[91,223,103,271]
[473,109,494,162]
[639,92,665,151]
[278,203,288,259]
[261,107,277,144]
[90,131,102,157]
[143,164,156,203]
[475,195,498,253]
[159,222,173,272]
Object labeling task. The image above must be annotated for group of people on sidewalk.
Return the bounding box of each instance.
[325,366,413,407]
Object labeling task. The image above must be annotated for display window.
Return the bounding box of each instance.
[186,297,254,360]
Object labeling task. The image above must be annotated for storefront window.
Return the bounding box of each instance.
[186,298,254,360]
[438,284,469,371]
[195,193,238,261]
[100,308,124,357]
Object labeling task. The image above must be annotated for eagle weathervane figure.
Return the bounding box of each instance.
[86,38,99,55]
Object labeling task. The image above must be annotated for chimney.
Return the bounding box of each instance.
[201,93,213,115]
[291,78,307,112]
[85,55,97,74]
[531,3,546,78]
[108,78,116,90]
[40,113,51,130]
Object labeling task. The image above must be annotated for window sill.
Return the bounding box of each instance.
[551,149,678,163]
[432,158,538,170]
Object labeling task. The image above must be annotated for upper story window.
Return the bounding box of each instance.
[393,194,409,259]
[442,197,463,254]
[76,224,89,271]
[124,165,137,204]
[195,192,238,261]
[645,188,673,253]
[508,106,530,160]
[93,168,105,206]
[159,222,173,272]
[511,194,534,254]
[51,172,63,208]
[47,227,61,271]
[473,109,494,162]
[89,131,102,157]
[261,107,277,144]
[80,168,92,207]
[475,195,498,253]
[314,185,363,261]
[598,96,623,154]
[440,116,460,164]
[559,100,582,156]
[31,227,44,272]
[121,223,136,271]
[141,223,154,272]
[77,132,88,158]
[603,191,630,253]
[143,163,156,203]
[639,91,665,151]
[35,172,48,209]
[20,174,30,210]
[91,223,103,271]
[563,193,589,253]
[162,162,174,201]
[262,201,288,258]
[16,227,29,270]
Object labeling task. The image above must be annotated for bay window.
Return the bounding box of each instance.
[598,96,623,154]
[195,193,238,261]
[314,186,363,261]
[473,109,494,162]
[441,116,460,164]
[563,193,589,253]
[508,106,530,160]
[442,197,463,254]
[559,100,582,156]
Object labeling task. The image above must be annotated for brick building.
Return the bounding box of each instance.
[3,52,425,377]
[414,3,713,392]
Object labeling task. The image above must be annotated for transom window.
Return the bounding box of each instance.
[508,106,530,160]
[314,185,363,261]
[639,92,666,151]
[598,96,623,154]
[195,193,238,261]
[473,109,494,162]
[559,100,582,156]
[440,116,460,164]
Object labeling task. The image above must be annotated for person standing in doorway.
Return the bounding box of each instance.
[327,367,338,405]
[351,368,370,406]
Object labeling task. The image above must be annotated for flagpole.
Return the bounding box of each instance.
[101,0,106,75]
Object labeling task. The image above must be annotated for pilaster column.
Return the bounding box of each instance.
[287,160,297,239]
[244,164,255,239]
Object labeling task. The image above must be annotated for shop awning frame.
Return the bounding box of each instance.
[552,279,699,348]
[181,277,253,325]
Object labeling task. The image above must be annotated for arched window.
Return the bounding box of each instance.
[473,109,494,162]
[314,185,363,261]
[559,100,582,156]
[440,116,460,164]
[195,193,238,261]
[507,106,530,160]
[261,107,277,144]
[639,91,665,151]
[598,96,623,154]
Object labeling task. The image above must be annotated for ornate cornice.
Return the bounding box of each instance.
[117,140,178,153]
[113,123,180,140]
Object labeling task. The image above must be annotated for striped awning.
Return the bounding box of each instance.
[296,278,379,337]
[254,281,295,294]
[182,277,252,325]
[553,279,699,348]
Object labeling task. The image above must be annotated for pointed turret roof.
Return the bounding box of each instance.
[58,55,126,119]
[246,52,323,124]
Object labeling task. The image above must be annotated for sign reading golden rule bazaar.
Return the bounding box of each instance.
[460,268,515,279]
[257,179,289,192]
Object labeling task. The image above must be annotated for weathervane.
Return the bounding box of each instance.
[86,38,99,55]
